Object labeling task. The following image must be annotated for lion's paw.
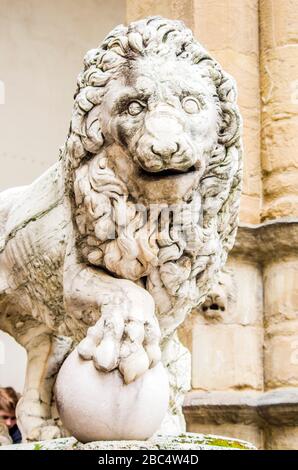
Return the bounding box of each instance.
[27,424,62,442]
[78,291,161,384]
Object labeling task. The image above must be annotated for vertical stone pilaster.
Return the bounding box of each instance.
[194,0,261,224]
[265,426,298,450]
[264,257,298,389]
[260,0,298,220]
[260,1,298,449]
[126,0,195,29]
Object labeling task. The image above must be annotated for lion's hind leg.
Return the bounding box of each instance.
[17,329,72,442]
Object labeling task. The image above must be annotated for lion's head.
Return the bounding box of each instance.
[62,17,242,333]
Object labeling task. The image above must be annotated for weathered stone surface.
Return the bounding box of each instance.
[258,388,298,425]
[186,423,263,450]
[194,0,261,225]
[263,257,298,389]
[179,258,263,393]
[191,324,263,391]
[260,0,298,221]
[127,0,195,29]
[183,388,298,448]
[184,389,298,426]
[189,260,263,326]
[0,433,256,450]
[0,422,12,446]
[232,220,298,262]
[265,426,298,450]
[265,335,298,389]
[260,0,298,50]
[264,258,298,325]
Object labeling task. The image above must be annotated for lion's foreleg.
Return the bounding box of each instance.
[63,256,161,384]
[17,330,72,442]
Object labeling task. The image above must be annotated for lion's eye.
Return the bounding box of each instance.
[128,101,144,116]
[182,97,200,114]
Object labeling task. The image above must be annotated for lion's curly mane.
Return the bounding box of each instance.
[61,16,242,335]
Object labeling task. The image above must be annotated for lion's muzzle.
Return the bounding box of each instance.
[135,105,196,173]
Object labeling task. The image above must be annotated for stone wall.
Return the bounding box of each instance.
[127,0,298,450]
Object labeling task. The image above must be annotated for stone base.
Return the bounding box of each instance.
[0,433,255,450]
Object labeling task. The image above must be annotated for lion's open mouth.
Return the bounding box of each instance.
[139,165,197,178]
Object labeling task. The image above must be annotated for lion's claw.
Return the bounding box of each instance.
[78,289,161,383]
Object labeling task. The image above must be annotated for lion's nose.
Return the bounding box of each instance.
[151,142,179,159]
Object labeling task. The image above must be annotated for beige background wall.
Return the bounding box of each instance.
[0,332,26,392]
[0,0,125,191]
[0,0,125,392]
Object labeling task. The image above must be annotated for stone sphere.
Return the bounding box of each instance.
[55,349,169,442]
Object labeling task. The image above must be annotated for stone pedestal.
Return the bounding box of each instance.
[0,433,255,450]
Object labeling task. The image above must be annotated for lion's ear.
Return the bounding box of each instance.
[218,105,241,147]
[216,71,243,261]
[217,140,243,263]
[217,73,241,148]
[64,42,114,171]
[65,86,106,169]
[81,105,104,153]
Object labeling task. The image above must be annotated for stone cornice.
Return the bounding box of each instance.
[231,218,298,262]
[183,388,298,426]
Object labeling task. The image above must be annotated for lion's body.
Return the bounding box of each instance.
[0,164,66,335]
[0,17,242,442]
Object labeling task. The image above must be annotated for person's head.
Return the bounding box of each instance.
[0,387,19,429]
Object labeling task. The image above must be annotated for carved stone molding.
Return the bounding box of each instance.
[232,219,298,262]
[183,388,298,426]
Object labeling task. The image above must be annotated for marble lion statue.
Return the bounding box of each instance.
[0,17,242,441]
